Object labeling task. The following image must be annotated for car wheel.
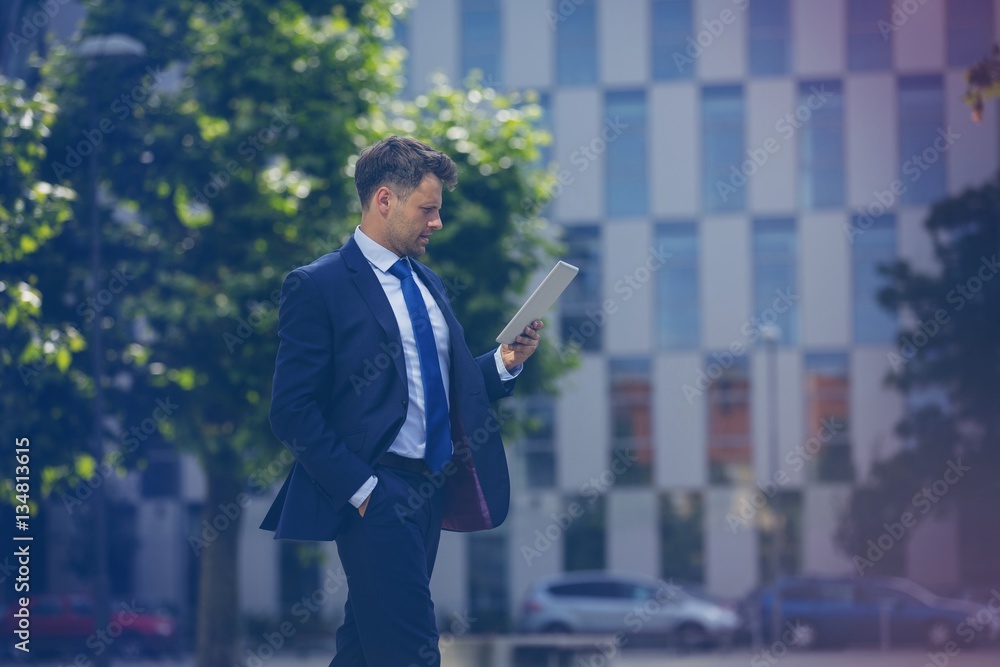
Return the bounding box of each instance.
[788,620,819,650]
[541,621,573,634]
[676,622,708,650]
[926,620,954,648]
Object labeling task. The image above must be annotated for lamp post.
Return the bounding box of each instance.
[760,322,782,644]
[76,33,146,667]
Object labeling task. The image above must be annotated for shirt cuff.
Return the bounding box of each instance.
[495,346,522,381]
[348,475,378,508]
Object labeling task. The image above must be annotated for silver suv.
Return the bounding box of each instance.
[517,571,740,648]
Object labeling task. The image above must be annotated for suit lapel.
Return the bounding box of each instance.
[341,237,407,387]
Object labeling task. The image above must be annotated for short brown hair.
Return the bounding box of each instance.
[354,136,458,211]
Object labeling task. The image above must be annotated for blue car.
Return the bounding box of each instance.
[750,575,999,649]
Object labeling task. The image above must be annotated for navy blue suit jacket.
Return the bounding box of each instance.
[260,236,514,541]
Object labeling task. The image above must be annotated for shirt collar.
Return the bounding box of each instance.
[354,225,406,274]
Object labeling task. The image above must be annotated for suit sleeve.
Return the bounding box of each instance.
[475,350,516,402]
[269,269,375,508]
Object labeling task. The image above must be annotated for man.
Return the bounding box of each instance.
[260,136,543,666]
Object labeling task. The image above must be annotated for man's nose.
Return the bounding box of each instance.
[428,215,443,230]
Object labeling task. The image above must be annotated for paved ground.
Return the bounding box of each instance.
[18,646,1000,667]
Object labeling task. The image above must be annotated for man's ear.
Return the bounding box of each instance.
[375,186,393,217]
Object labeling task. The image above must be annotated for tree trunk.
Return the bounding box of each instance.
[196,453,243,667]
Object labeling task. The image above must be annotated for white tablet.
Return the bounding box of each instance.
[496,261,579,345]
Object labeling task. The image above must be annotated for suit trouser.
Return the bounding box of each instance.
[331,463,446,667]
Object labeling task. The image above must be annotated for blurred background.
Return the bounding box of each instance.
[2,0,1000,665]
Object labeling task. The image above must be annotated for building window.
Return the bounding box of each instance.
[652,0,694,80]
[707,356,752,485]
[748,0,790,76]
[702,85,745,212]
[757,490,803,583]
[610,358,653,486]
[564,495,605,571]
[852,215,897,344]
[461,0,502,86]
[605,90,648,217]
[141,443,180,498]
[555,0,597,85]
[560,226,603,352]
[798,80,844,209]
[659,492,704,584]
[521,396,556,489]
[947,0,994,68]
[898,76,946,207]
[392,14,411,95]
[468,530,509,631]
[804,352,852,482]
[752,218,798,345]
[846,0,892,71]
[656,223,700,349]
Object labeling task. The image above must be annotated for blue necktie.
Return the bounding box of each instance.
[388,258,452,472]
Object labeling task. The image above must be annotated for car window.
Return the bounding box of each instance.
[549,582,630,599]
[856,586,921,606]
[781,582,853,603]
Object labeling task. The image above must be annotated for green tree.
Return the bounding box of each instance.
[38,2,566,665]
[0,76,87,497]
[835,177,1000,582]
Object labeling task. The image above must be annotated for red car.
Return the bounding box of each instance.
[2,593,177,660]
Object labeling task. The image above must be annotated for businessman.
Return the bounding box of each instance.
[260,136,543,666]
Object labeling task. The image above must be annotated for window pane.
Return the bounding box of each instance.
[707,356,752,485]
[847,0,892,71]
[798,81,844,209]
[556,0,597,85]
[656,223,700,348]
[804,353,852,482]
[749,0,790,76]
[606,91,648,216]
[752,218,798,344]
[468,530,509,631]
[561,226,603,352]
[702,86,745,211]
[564,495,606,571]
[461,0,502,85]
[610,358,653,485]
[852,215,897,343]
[947,0,994,68]
[659,492,704,584]
[898,76,945,206]
[522,396,556,489]
[652,0,694,80]
[758,490,803,583]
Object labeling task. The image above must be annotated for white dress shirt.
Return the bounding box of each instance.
[348,226,521,507]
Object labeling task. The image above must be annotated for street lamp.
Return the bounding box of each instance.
[75,33,146,667]
[759,322,782,644]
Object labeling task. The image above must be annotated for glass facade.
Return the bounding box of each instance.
[798,80,844,209]
[656,223,700,349]
[605,90,648,217]
[702,85,745,211]
[610,358,653,486]
[748,0,791,76]
[752,218,798,345]
[852,215,897,344]
[556,0,597,85]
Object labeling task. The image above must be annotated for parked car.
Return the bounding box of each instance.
[1,593,177,660]
[750,575,1000,650]
[517,571,741,648]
